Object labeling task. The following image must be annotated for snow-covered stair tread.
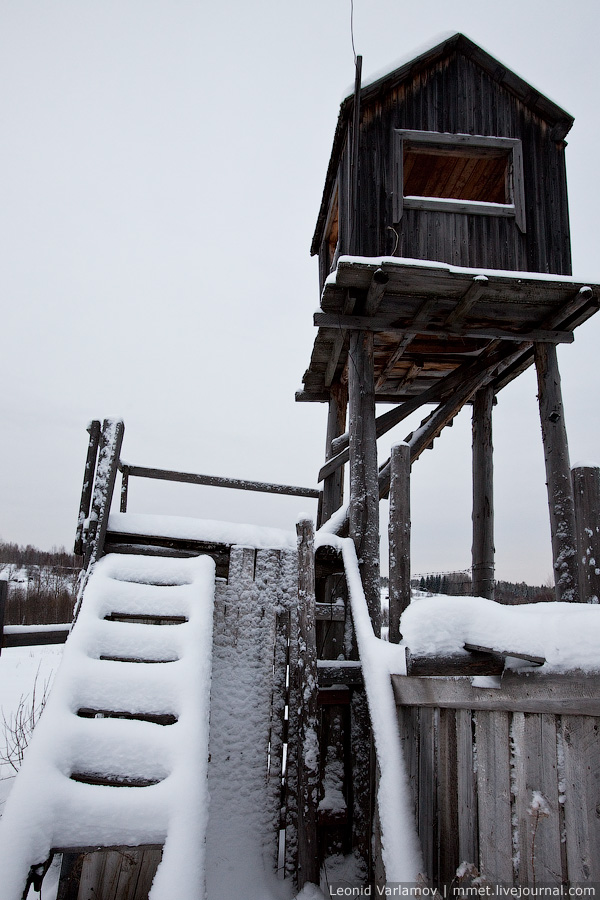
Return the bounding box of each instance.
[0,553,215,900]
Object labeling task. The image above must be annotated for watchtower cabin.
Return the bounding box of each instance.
[300,31,600,619]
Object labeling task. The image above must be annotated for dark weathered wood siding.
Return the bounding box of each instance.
[319,48,572,286]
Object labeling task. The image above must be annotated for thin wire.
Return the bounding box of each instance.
[350,0,357,65]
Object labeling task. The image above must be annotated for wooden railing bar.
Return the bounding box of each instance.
[74,420,101,557]
[122,463,320,499]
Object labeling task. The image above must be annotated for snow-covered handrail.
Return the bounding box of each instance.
[315,529,423,883]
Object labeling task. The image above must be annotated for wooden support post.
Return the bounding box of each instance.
[534,343,580,601]
[74,420,101,557]
[348,330,381,634]
[120,465,129,513]
[472,386,495,600]
[296,518,320,889]
[0,578,7,658]
[572,465,600,604]
[320,383,348,527]
[84,419,125,569]
[388,443,411,643]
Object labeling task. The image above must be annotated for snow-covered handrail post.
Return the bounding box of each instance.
[534,343,580,601]
[0,576,7,658]
[472,385,495,599]
[388,442,411,643]
[74,419,101,557]
[84,419,125,569]
[296,516,320,888]
[572,464,600,603]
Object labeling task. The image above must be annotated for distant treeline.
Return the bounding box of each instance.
[414,572,554,604]
[0,540,80,626]
[0,540,78,569]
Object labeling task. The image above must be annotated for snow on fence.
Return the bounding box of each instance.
[393,671,600,888]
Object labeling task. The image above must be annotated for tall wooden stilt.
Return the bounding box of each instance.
[388,442,411,643]
[572,465,600,604]
[348,329,381,634]
[472,386,495,600]
[320,382,348,527]
[534,343,580,602]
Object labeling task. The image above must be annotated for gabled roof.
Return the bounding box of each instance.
[311,33,574,256]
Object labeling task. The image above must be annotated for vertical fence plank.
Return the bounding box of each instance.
[418,707,437,883]
[512,713,563,884]
[475,710,514,883]
[561,716,600,882]
[572,465,600,604]
[456,708,479,871]
[437,708,459,886]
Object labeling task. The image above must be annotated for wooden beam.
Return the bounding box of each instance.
[348,330,381,633]
[324,290,356,387]
[444,275,488,326]
[572,465,600,604]
[375,297,436,389]
[317,662,363,686]
[314,312,573,344]
[472,386,495,600]
[84,419,124,568]
[3,627,70,648]
[534,342,580,602]
[363,268,389,315]
[388,443,411,643]
[74,420,101,557]
[125,464,319,499]
[392,671,600,715]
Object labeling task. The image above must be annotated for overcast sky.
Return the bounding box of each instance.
[1,0,599,585]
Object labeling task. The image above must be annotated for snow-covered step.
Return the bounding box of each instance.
[0,552,215,900]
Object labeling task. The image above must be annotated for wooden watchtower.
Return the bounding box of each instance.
[298,32,600,627]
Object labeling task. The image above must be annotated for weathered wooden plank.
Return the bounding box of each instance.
[418,707,437,882]
[561,715,600,882]
[320,382,348,526]
[84,419,125,568]
[406,649,505,677]
[472,386,495,600]
[456,708,479,869]
[119,465,129,513]
[572,465,600,604]
[392,672,600,716]
[475,710,513,882]
[75,420,101,557]
[444,275,489,326]
[317,662,363,686]
[437,708,459,886]
[512,712,563,885]
[314,312,573,343]
[125,463,320,499]
[3,627,70,647]
[534,343,579,602]
[388,443,411,644]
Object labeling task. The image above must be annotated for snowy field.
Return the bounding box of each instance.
[0,644,63,818]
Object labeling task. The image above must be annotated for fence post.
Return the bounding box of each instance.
[74,420,101,557]
[388,443,411,643]
[84,419,125,569]
[572,465,600,604]
[296,517,319,889]
[0,577,7,657]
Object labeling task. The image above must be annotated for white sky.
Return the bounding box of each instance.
[1,0,599,585]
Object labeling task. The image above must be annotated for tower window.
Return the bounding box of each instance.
[393,130,525,232]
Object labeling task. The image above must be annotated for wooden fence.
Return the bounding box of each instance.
[393,671,600,888]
